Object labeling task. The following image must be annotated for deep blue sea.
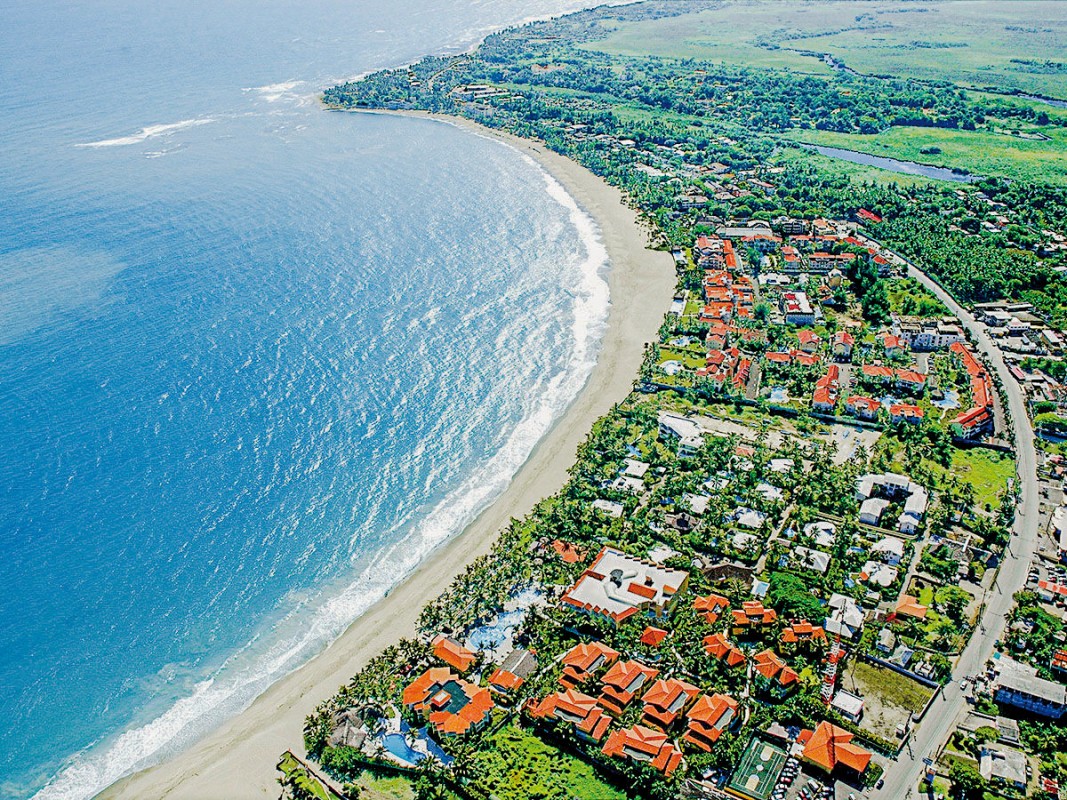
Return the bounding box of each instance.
[0,2,607,797]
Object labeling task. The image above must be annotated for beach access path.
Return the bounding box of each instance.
[97,114,676,800]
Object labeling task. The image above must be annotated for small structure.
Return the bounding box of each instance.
[752,649,799,697]
[602,724,684,777]
[832,689,865,723]
[895,595,928,620]
[872,536,905,566]
[694,593,730,625]
[561,547,689,626]
[732,601,778,635]
[859,560,898,589]
[781,621,827,646]
[979,745,1028,790]
[793,546,830,574]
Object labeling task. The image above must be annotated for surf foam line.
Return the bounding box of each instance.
[75,118,214,148]
[32,137,611,800]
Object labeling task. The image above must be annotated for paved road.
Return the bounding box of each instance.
[866,259,1041,799]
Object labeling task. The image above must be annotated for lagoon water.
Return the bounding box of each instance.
[0,2,606,797]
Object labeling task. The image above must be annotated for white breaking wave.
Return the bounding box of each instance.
[75,118,214,148]
[31,132,612,800]
[245,80,306,103]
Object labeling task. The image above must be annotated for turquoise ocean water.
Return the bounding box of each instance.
[0,2,606,797]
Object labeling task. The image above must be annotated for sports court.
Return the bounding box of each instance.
[726,737,788,800]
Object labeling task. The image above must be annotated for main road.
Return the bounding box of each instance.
[865,250,1042,799]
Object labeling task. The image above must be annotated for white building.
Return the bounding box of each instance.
[825,593,865,640]
[871,536,905,566]
[979,746,1028,789]
[859,497,890,526]
[793,546,830,574]
[856,473,929,535]
[832,690,865,723]
[658,412,704,458]
[780,291,815,326]
[561,547,689,625]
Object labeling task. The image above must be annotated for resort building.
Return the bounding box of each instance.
[890,403,924,425]
[683,693,738,752]
[559,642,619,689]
[833,331,854,360]
[528,688,612,742]
[752,650,799,697]
[561,547,689,626]
[856,473,929,535]
[432,634,477,673]
[693,593,729,625]
[731,600,778,635]
[703,633,747,667]
[640,678,701,729]
[402,667,495,737]
[602,724,684,777]
[781,291,815,326]
[825,593,865,640]
[846,395,882,421]
[781,621,827,646]
[799,721,872,776]
[598,659,660,716]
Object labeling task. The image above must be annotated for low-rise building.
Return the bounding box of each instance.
[641,677,700,729]
[561,547,689,626]
[979,745,1028,790]
[529,688,612,742]
[799,721,872,776]
[402,667,495,737]
[559,642,619,689]
[781,291,815,326]
[598,660,660,716]
[658,411,704,458]
[993,657,1067,719]
[602,724,684,776]
[683,693,738,751]
[825,593,865,640]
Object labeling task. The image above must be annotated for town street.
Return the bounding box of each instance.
[868,257,1041,799]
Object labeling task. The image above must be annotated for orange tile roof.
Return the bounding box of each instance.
[703,633,746,667]
[801,721,872,774]
[641,678,700,729]
[550,539,582,564]
[640,626,670,647]
[683,693,738,751]
[895,594,928,620]
[602,725,684,776]
[528,688,612,742]
[782,621,827,643]
[599,660,659,716]
[432,634,476,672]
[402,667,495,736]
[694,593,729,624]
[487,668,524,693]
[752,649,798,686]
[402,666,455,706]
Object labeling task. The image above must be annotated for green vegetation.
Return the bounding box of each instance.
[469,725,630,800]
[278,752,344,800]
[847,660,934,714]
[789,125,1067,185]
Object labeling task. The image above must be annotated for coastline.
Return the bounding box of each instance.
[97,113,675,800]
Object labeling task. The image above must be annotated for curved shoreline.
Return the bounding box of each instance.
[97,114,676,800]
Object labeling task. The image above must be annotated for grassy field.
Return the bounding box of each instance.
[926,447,1016,509]
[277,752,344,800]
[787,125,1067,185]
[841,660,935,741]
[469,725,630,800]
[583,1,1067,99]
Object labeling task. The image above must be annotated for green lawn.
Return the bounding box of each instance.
[786,125,1067,185]
[277,752,343,800]
[849,660,934,715]
[469,725,630,800]
[926,448,1016,509]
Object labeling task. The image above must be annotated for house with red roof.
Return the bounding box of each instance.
[528,687,612,742]
[861,364,894,385]
[402,667,495,737]
[812,364,840,414]
[894,369,927,394]
[487,648,537,698]
[890,403,924,425]
[640,626,670,648]
[846,395,882,421]
[703,633,747,668]
[949,342,994,440]
[559,642,619,690]
[682,693,738,752]
[781,621,828,646]
[732,601,778,635]
[895,594,929,620]
[640,678,700,729]
[602,724,684,776]
[598,660,660,716]
[432,634,476,673]
[856,208,883,224]
[833,331,854,360]
[550,540,582,564]
[799,721,872,776]
[694,594,729,625]
[798,329,821,353]
[752,649,799,697]
[879,333,906,356]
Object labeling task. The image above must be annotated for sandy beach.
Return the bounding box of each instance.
[98,113,675,800]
